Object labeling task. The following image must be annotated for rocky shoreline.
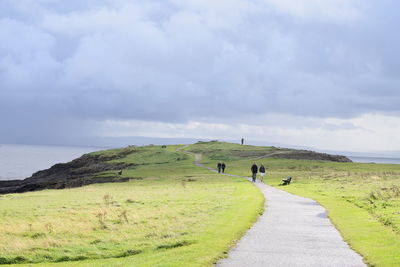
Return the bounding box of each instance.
[0,149,137,195]
[267,150,352,162]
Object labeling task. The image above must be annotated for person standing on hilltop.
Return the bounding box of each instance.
[217,162,222,173]
[241,138,244,145]
[251,163,258,182]
[259,164,266,182]
[221,162,226,173]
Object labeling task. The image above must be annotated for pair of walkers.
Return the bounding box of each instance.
[217,162,226,173]
[216,162,266,181]
[251,163,266,182]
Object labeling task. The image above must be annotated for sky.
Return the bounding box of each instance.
[1,0,400,152]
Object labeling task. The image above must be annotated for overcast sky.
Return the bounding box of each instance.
[1,0,400,152]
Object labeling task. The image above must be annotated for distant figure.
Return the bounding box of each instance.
[251,163,258,182]
[241,138,244,145]
[281,176,292,186]
[118,170,123,175]
[217,162,222,173]
[221,163,226,173]
[259,164,266,182]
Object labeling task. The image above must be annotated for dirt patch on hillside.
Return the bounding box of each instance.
[232,149,352,162]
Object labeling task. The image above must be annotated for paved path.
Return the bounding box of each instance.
[192,154,366,267]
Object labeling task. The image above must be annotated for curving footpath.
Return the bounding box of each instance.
[193,154,366,267]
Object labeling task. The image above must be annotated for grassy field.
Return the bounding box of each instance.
[0,144,263,266]
[186,142,400,267]
[2,141,400,266]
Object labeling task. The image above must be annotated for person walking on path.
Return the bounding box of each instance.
[259,164,266,182]
[217,162,222,173]
[221,163,226,173]
[251,163,258,182]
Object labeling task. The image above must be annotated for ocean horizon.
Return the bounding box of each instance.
[347,156,400,165]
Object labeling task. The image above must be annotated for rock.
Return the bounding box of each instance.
[0,149,137,194]
[268,150,352,162]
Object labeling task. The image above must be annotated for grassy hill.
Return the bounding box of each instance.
[0,141,399,266]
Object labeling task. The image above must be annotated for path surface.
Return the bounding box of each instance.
[193,154,366,267]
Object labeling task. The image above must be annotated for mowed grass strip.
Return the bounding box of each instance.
[0,145,263,266]
[187,141,400,267]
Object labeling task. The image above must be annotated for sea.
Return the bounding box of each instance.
[0,144,103,181]
[347,156,400,164]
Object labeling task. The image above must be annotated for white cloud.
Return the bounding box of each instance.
[262,0,367,21]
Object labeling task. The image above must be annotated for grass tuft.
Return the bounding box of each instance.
[156,240,193,250]
[115,249,142,258]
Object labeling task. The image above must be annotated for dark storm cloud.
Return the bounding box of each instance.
[1,0,400,132]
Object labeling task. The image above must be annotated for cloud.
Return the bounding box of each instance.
[262,0,367,21]
[1,0,400,149]
[99,112,399,152]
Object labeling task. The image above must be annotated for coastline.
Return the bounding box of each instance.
[347,156,400,164]
[0,144,102,181]
[1,143,399,183]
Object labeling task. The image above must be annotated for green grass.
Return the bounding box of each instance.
[3,141,400,266]
[186,142,400,266]
[0,144,263,266]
